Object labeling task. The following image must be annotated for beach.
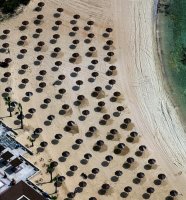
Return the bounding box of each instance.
[0,0,186,199]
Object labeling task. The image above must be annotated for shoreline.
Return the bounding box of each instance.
[155,0,186,132]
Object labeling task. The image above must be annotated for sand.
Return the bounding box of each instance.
[0,0,185,199]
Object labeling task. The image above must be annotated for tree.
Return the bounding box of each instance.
[28,136,35,147]
[3,96,12,117]
[18,103,23,129]
[53,175,62,193]
[51,196,57,200]
[46,163,55,182]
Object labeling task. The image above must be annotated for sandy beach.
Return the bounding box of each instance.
[0,0,186,199]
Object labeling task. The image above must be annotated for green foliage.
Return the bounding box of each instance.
[3,96,11,105]
[51,196,57,200]
[0,0,30,14]
[46,164,55,174]
[18,103,22,111]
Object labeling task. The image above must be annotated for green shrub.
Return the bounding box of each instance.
[1,0,30,14]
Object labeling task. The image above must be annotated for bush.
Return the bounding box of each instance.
[1,0,30,14]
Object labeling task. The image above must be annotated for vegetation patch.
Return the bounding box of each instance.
[0,0,30,14]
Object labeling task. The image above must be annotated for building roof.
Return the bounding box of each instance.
[0,145,5,152]
[1,151,13,160]
[0,181,46,200]
[10,157,22,168]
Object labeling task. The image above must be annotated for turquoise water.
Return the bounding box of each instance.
[158,0,186,120]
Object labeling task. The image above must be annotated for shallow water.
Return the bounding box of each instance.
[158,0,186,120]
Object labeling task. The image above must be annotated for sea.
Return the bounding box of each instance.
[158,0,186,121]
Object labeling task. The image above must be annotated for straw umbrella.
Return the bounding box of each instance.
[3,29,10,35]
[107,52,114,60]
[5,87,12,93]
[158,173,166,180]
[120,122,128,130]
[69,57,76,63]
[95,101,105,112]
[124,118,131,124]
[89,198,97,200]
[37,55,44,61]
[44,98,51,104]
[148,159,156,165]
[88,33,95,39]
[91,72,99,81]
[48,115,55,121]
[62,151,70,158]
[55,133,63,140]
[124,186,132,193]
[36,28,43,35]
[72,40,79,45]
[76,80,83,89]
[105,155,113,162]
[72,26,79,32]
[4,72,11,78]
[106,28,113,33]
[28,108,36,114]
[106,40,114,46]
[53,34,60,41]
[74,94,85,106]
[92,168,99,174]
[40,141,48,148]
[20,49,27,55]
[20,35,27,42]
[84,153,92,160]
[0,62,9,68]
[38,2,45,8]
[117,106,124,115]
[115,170,123,177]
[20,21,29,31]
[72,53,80,59]
[84,33,95,43]
[102,183,110,190]
[108,79,116,88]
[55,61,62,69]
[137,145,146,156]
[2,42,9,51]
[73,14,80,19]
[70,39,79,49]
[37,41,45,50]
[70,19,77,25]
[37,14,44,20]
[103,40,113,50]
[34,128,43,135]
[73,67,81,75]
[169,190,178,197]
[58,88,66,96]
[87,20,94,30]
[55,20,62,28]
[147,187,155,194]
[39,82,46,88]
[22,20,29,26]
[67,192,75,198]
[103,27,113,38]
[110,91,121,102]
[126,157,134,165]
[57,8,64,13]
